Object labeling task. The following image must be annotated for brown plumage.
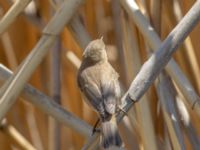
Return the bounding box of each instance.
[77,38,123,149]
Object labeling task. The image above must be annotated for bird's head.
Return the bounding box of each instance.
[83,37,107,62]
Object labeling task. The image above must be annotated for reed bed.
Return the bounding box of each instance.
[0,0,200,149]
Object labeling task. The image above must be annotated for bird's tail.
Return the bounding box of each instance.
[101,116,123,149]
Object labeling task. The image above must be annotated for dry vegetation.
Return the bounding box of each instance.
[0,0,200,149]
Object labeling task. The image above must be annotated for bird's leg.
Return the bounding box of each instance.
[92,118,100,135]
[117,106,128,116]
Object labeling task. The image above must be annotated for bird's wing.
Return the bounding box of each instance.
[77,73,106,116]
[101,74,120,115]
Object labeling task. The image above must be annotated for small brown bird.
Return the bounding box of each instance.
[77,38,123,149]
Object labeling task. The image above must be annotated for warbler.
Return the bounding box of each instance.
[77,38,123,149]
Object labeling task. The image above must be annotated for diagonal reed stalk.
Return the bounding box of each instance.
[120,0,200,115]
[0,119,36,150]
[156,73,185,150]
[0,64,92,137]
[0,0,85,121]
[0,0,32,34]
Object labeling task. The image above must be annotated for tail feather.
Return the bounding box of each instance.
[101,117,122,149]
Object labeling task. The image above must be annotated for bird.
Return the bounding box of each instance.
[77,38,123,149]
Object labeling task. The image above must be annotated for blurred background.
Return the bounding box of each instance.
[0,0,200,149]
